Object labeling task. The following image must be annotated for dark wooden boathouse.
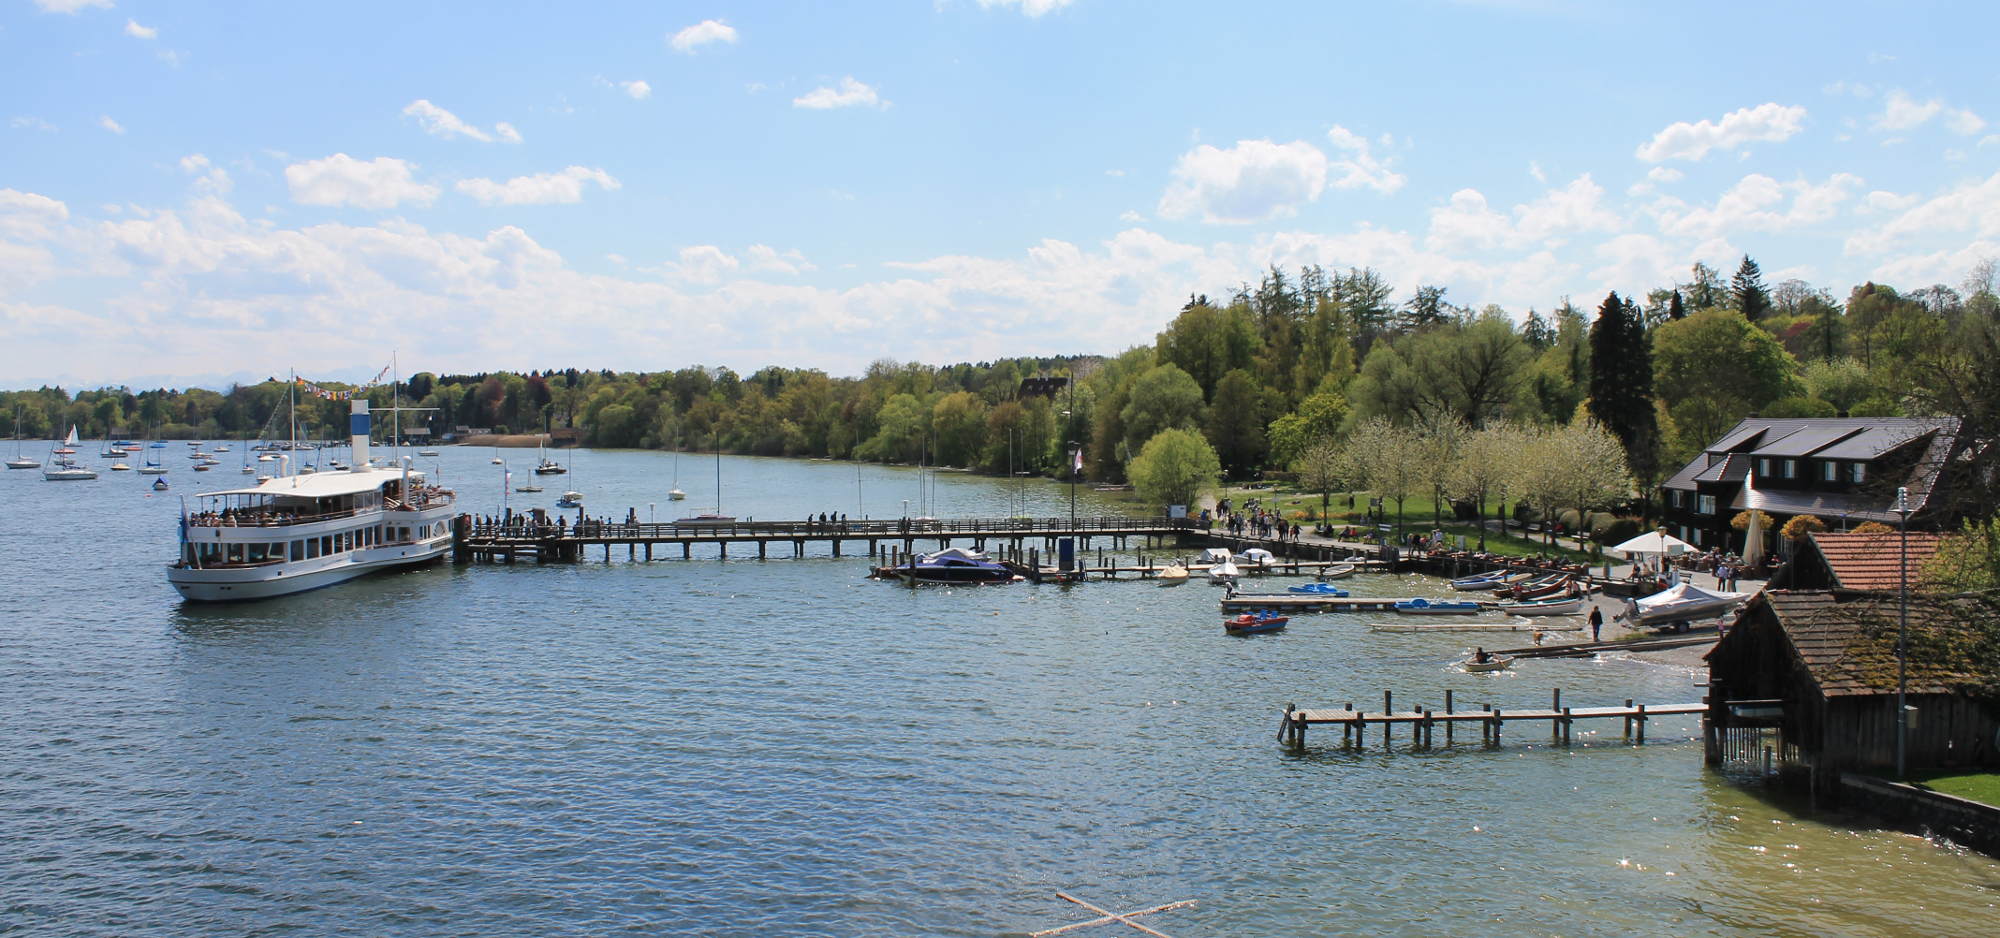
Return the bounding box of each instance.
[1704,589,2000,789]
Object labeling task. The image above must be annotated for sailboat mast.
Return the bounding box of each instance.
[288,368,297,478]
[714,431,723,514]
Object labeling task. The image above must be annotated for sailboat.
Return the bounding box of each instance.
[6,409,39,469]
[491,445,504,465]
[668,436,686,500]
[137,443,168,475]
[676,436,733,524]
[42,428,96,478]
[534,437,565,475]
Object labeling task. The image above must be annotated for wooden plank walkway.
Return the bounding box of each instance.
[1279,688,1706,750]
[1220,593,1497,613]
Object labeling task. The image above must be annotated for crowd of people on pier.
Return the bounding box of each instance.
[1199,497,1306,544]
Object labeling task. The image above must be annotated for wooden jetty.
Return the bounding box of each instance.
[1279,688,1706,750]
[1219,593,1497,614]
[1367,621,1583,633]
[454,514,1194,564]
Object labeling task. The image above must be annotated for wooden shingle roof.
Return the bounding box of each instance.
[1806,531,1946,591]
[1761,590,2000,698]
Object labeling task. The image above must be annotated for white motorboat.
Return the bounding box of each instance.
[555,491,583,508]
[1624,582,1747,627]
[1208,559,1241,585]
[1156,563,1189,586]
[668,488,687,501]
[167,400,455,602]
[43,464,97,481]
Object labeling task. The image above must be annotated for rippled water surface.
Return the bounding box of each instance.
[5,447,1999,936]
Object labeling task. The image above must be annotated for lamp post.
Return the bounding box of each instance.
[1894,485,1911,780]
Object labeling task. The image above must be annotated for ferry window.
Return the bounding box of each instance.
[307,539,319,559]
[185,545,198,565]
[226,544,244,564]
[291,540,303,561]
[246,545,263,563]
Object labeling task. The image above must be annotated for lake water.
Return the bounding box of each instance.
[4,445,1998,936]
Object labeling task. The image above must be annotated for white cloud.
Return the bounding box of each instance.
[33,0,111,13]
[1528,161,1546,184]
[97,115,124,134]
[1427,174,1619,252]
[672,245,740,284]
[285,154,439,209]
[11,116,58,132]
[745,244,813,275]
[1869,89,1986,136]
[1119,209,1144,223]
[669,19,737,53]
[1874,90,1943,132]
[1845,170,2000,255]
[0,189,71,241]
[401,99,520,144]
[620,80,652,100]
[1647,166,1683,183]
[975,0,1075,16]
[1157,139,1328,224]
[792,77,886,110]
[179,153,231,194]
[1652,172,1862,239]
[1324,125,1404,194]
[1635,102,1807,162]
[1862,190,1918,213]
[123,18,156,39]
[455,167,620,206]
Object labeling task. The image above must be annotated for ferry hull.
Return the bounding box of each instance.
[167,540,450,602]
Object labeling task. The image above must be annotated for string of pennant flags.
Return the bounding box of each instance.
[295,363,395,401]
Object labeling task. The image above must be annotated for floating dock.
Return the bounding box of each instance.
[1366,621,1583,633]
[1279,689,1706,750]
[1219,593,1501,613]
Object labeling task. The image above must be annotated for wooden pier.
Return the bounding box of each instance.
[1279,688,1706,750]
[1219,592,1488,613]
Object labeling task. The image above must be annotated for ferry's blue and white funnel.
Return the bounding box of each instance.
[349,400,370,470]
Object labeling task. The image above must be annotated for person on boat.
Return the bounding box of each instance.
[1474,648,1490,664]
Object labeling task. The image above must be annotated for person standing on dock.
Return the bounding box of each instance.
[1588,605,1603,642]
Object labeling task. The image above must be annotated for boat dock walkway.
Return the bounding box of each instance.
[454,515,1195,564]
[1279,688,1706,750]
[1220,593,1498,613]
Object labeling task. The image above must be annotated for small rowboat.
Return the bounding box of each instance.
[1316,562,1357,580]
[1498,595,1586,617]
[1451,571,1508,590]
[1464,654,1513,672]
[1394,597,1482,615]
[1286,582,1349,596]
[1486,571,1539,592]
[1510,575,1574,600]
[1224,612,1288,635]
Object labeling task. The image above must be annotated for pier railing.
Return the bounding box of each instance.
[464,515,1198,541]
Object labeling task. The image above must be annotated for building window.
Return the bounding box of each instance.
[1783,459,1797,478]
[1823,461,1837,481]
[1758,457,1772,477]
[1698,494,1717,515]
[1851,463,1866,483]
[1670,490,1684,508]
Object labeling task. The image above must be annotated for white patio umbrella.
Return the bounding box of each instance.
[1742,511,1765,568]
[1610,529,1694,558]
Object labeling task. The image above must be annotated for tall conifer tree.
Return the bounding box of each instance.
[1733,255,1771,321]
[1587,291,1660,509]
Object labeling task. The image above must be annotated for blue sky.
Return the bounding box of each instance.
[3,0,1996,389]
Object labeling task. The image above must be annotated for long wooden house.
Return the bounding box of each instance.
[1705,589,2000,790]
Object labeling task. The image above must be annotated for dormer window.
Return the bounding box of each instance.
[1850,463,1866,483]
[1783,459,1797,478]
[1758,457,1773,477]
[1823,461,1838,481]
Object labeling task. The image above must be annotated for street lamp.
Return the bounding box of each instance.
[1893,485,1912,779]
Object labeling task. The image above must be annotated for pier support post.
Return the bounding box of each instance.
[1492,707,1503,745]
[1445,690,1454,746]
[1561,707,1572,746]
[683,542,691,559]
[1623,698,1634,739]
[758,541,767,559]
[1382,691,1392,749]
[1635,704,1647,744]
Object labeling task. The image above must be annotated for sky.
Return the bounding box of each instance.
[3,0,1997,390]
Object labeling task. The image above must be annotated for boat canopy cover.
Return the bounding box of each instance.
[199,466,422,500]
[1629,581,1745,614]
[1199,547,1234,564]
[919,547,990,564]
[1235,548,1277,565]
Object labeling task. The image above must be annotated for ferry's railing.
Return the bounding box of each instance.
[465,515,1198,540]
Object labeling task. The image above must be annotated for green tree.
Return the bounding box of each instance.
[1653,309,1803,453]
[1128,427,1220,510]
[1203,368,1269,477]
[1119,364,1206,464]
[1450,421,1528,550]
[1732,254,1770,321]
[1587,291,1660,512]
[1265,386,1351,466]
[1344,417,1424,541]
[1154,301,1260,400]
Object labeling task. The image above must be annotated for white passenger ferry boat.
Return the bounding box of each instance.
[167,401,456,601]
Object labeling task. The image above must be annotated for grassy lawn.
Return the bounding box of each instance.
[1218,486,1604,565]
[1911,770,2000,807]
